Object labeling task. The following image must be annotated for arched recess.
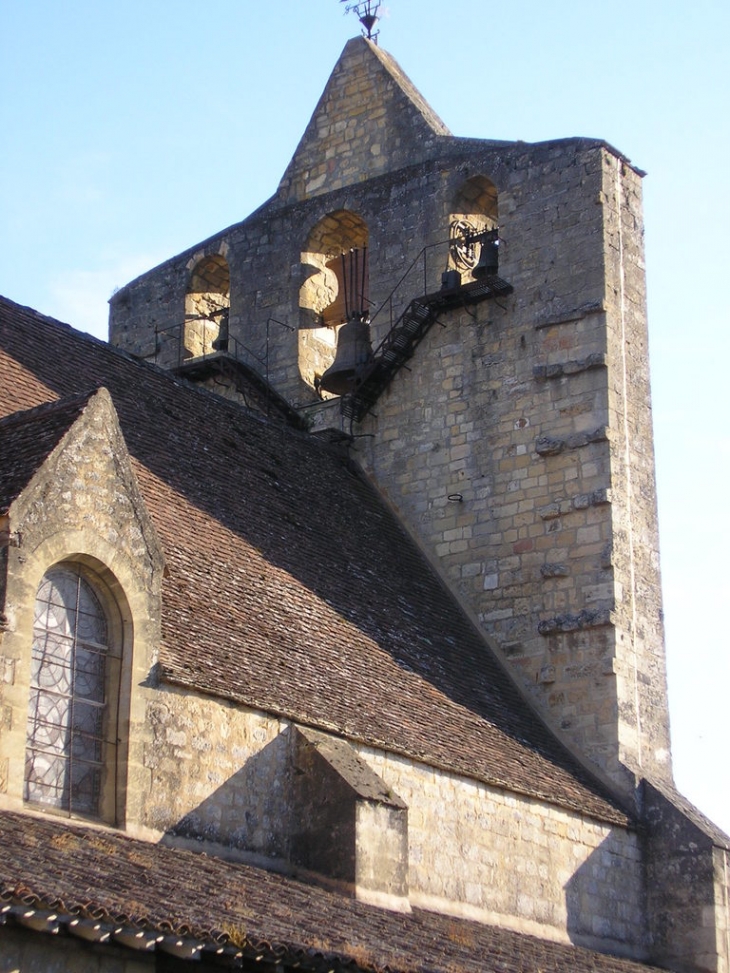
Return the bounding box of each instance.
[448,175,500,281]
[23,557,132,825]
[298,211,369,394]
[184,254,231,359]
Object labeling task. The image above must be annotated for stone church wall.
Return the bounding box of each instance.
[599,155,669,781]
[122,684,647,956]
[363,746,645,953]
[0,391,164,827]
[348,145,668,795]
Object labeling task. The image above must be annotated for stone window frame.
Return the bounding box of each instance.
[184,252,231,359]
[22,557,131,826]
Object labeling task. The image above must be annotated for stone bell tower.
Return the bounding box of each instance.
[109,36,670,797]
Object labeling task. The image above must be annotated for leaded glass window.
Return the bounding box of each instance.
[24,566,109,816]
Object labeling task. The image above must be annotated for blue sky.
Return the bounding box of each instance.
[1,0,728,833]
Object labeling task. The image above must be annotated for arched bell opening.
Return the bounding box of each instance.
[298,211,371,397]
[184,254,231,359]
[447,176,500,284]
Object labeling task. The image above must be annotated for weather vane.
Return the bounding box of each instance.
[340,1,381,43]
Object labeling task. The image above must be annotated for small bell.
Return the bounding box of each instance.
[319,314,372,396]
[441,270,462,291]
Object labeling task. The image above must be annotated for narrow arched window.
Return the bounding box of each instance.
[448,175,499,281]
[24,566,115,817]
[298,210,371,394]
[185,254,231,358]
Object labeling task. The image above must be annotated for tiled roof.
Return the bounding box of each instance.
[0,810,660,973]
[0,296,629,824]
[0,393,92,513]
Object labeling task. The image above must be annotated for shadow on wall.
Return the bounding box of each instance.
[157,726,649,953]
[156,722,409,905]
[564,829,647,958]
[159,730,294,863]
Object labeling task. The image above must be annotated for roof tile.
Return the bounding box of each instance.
[0,810,659,973]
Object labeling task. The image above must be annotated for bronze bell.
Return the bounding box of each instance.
[473,234,499,279]
[319,314,372,396]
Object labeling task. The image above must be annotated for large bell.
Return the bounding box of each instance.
[472,233,499,279]
[319,314,372,396]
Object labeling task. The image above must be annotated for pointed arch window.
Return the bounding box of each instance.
[24,565,120,818]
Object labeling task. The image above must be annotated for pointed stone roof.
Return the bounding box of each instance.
[276,37,451,204]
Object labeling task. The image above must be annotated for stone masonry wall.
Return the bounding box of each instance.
[276,37,450,205]
[119,683,648,955]
[644,782,730,973]
[109,159,454,411]
[600,156,670,785]
[136,688,293,862]
[352,144,642,791]
[362,746,646,954]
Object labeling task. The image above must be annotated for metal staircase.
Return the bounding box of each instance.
[341,273,513,424]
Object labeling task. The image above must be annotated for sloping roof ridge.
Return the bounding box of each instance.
[1,295,145,374]
[0,294,78,333]
[364,37,451,136]
[0,389,99,514]
[0,294,320,448]
[646,778,730,850]
[0,387,95,431]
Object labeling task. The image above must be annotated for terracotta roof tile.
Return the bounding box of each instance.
[0,810,660,973]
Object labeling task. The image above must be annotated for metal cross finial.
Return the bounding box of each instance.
[340,1,381,42]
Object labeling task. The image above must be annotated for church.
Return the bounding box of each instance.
[0,29,728,973]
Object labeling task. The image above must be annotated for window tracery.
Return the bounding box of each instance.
[24,566,114,817]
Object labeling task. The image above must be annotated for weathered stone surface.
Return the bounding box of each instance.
[109,125,670,802]
[644,782,730,973]
[538,608,613,635]
[534,352,607,380]
[541,563,570,578]
[536,436,567,457]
